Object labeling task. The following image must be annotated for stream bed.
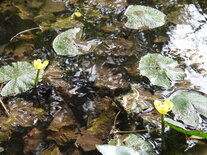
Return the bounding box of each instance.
[0,0,207,154]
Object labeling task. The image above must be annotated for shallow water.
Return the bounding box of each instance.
[0,0,207,154]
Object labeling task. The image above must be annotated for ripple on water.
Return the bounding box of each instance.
[163,4,207,93]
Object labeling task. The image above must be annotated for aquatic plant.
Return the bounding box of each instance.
[0,62,42,96]
[165,91,207,138]
[52,27,101,56]
[139,54,185,89]
[154,100,174,115]
[154,99,173,152]
[124,5,166,29]
[34,59,49,86]
[1,0,207,154]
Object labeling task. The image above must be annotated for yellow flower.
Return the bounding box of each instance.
[154,100,174,115]
[34,59,49,70]
[73,12,82,17]
[71,12,82,19]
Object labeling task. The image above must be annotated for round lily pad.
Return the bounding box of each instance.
[171,91,207,127]
[52,27,101,56]
[139,54,185,89]
[124,5,166,30]
[0,62,43,96]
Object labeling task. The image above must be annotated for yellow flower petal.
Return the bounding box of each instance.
[154,100,162,109]
[43,60,49,67]
[164,100,174,111]
[33,59,49,70]
[154,100,174,115]
[74,12,82,17]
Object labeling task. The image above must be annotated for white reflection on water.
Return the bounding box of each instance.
[163,4,207,93]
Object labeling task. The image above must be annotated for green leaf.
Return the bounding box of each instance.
[0,147,4,153]
[107,134,156,155]
[139,54,185,89]
[124,5,166,30]
[171,91,207,127]
[165,118,207,139]
[0,62,42,96]
[96,145,140,155]
[52,27,101,56]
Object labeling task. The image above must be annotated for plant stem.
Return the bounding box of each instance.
[114,128,160,134]
[0,99,10,116]
[35,69,40,86]
[161,114,166,152]
[34,69,41,105]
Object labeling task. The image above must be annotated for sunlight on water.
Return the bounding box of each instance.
[163,4,207,93]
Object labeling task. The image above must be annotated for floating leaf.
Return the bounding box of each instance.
[139,54,185,89]
[124,5,166,29]
[171,91,207,127]
[97,134,156,155]
[96,145,140,155]
[110,134,156,154]
[165,118,207,139]
[53,27,101,56]
[0,62,43,96]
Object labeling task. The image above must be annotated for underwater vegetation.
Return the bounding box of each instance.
[0,0,207,154]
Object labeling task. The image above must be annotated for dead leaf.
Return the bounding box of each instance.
[44,62,73,97]
[76,107,117,151]
[23,128,43,154]
[47,107,80,145]
[0,99,45,145]
[41,145,62,155]
[94,66,129,91]
[76,134,103,151]
[13,43,34,58]
[7,100,45,127]
[154,36,169,43]
[96,97,113,112]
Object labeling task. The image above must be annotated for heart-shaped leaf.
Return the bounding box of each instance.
[0,62,42,96]
[52,27,101,56]
[139,54,185,89]
[171,91,207,127]
[124,5,166,30]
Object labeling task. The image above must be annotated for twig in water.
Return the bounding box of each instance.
[10,27,40,42]
[114,128,160,134]
[0,99,10,116]
[110,111,120,134]
[113,111,121,128]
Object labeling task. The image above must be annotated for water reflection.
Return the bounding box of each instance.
[163,4,207,93]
